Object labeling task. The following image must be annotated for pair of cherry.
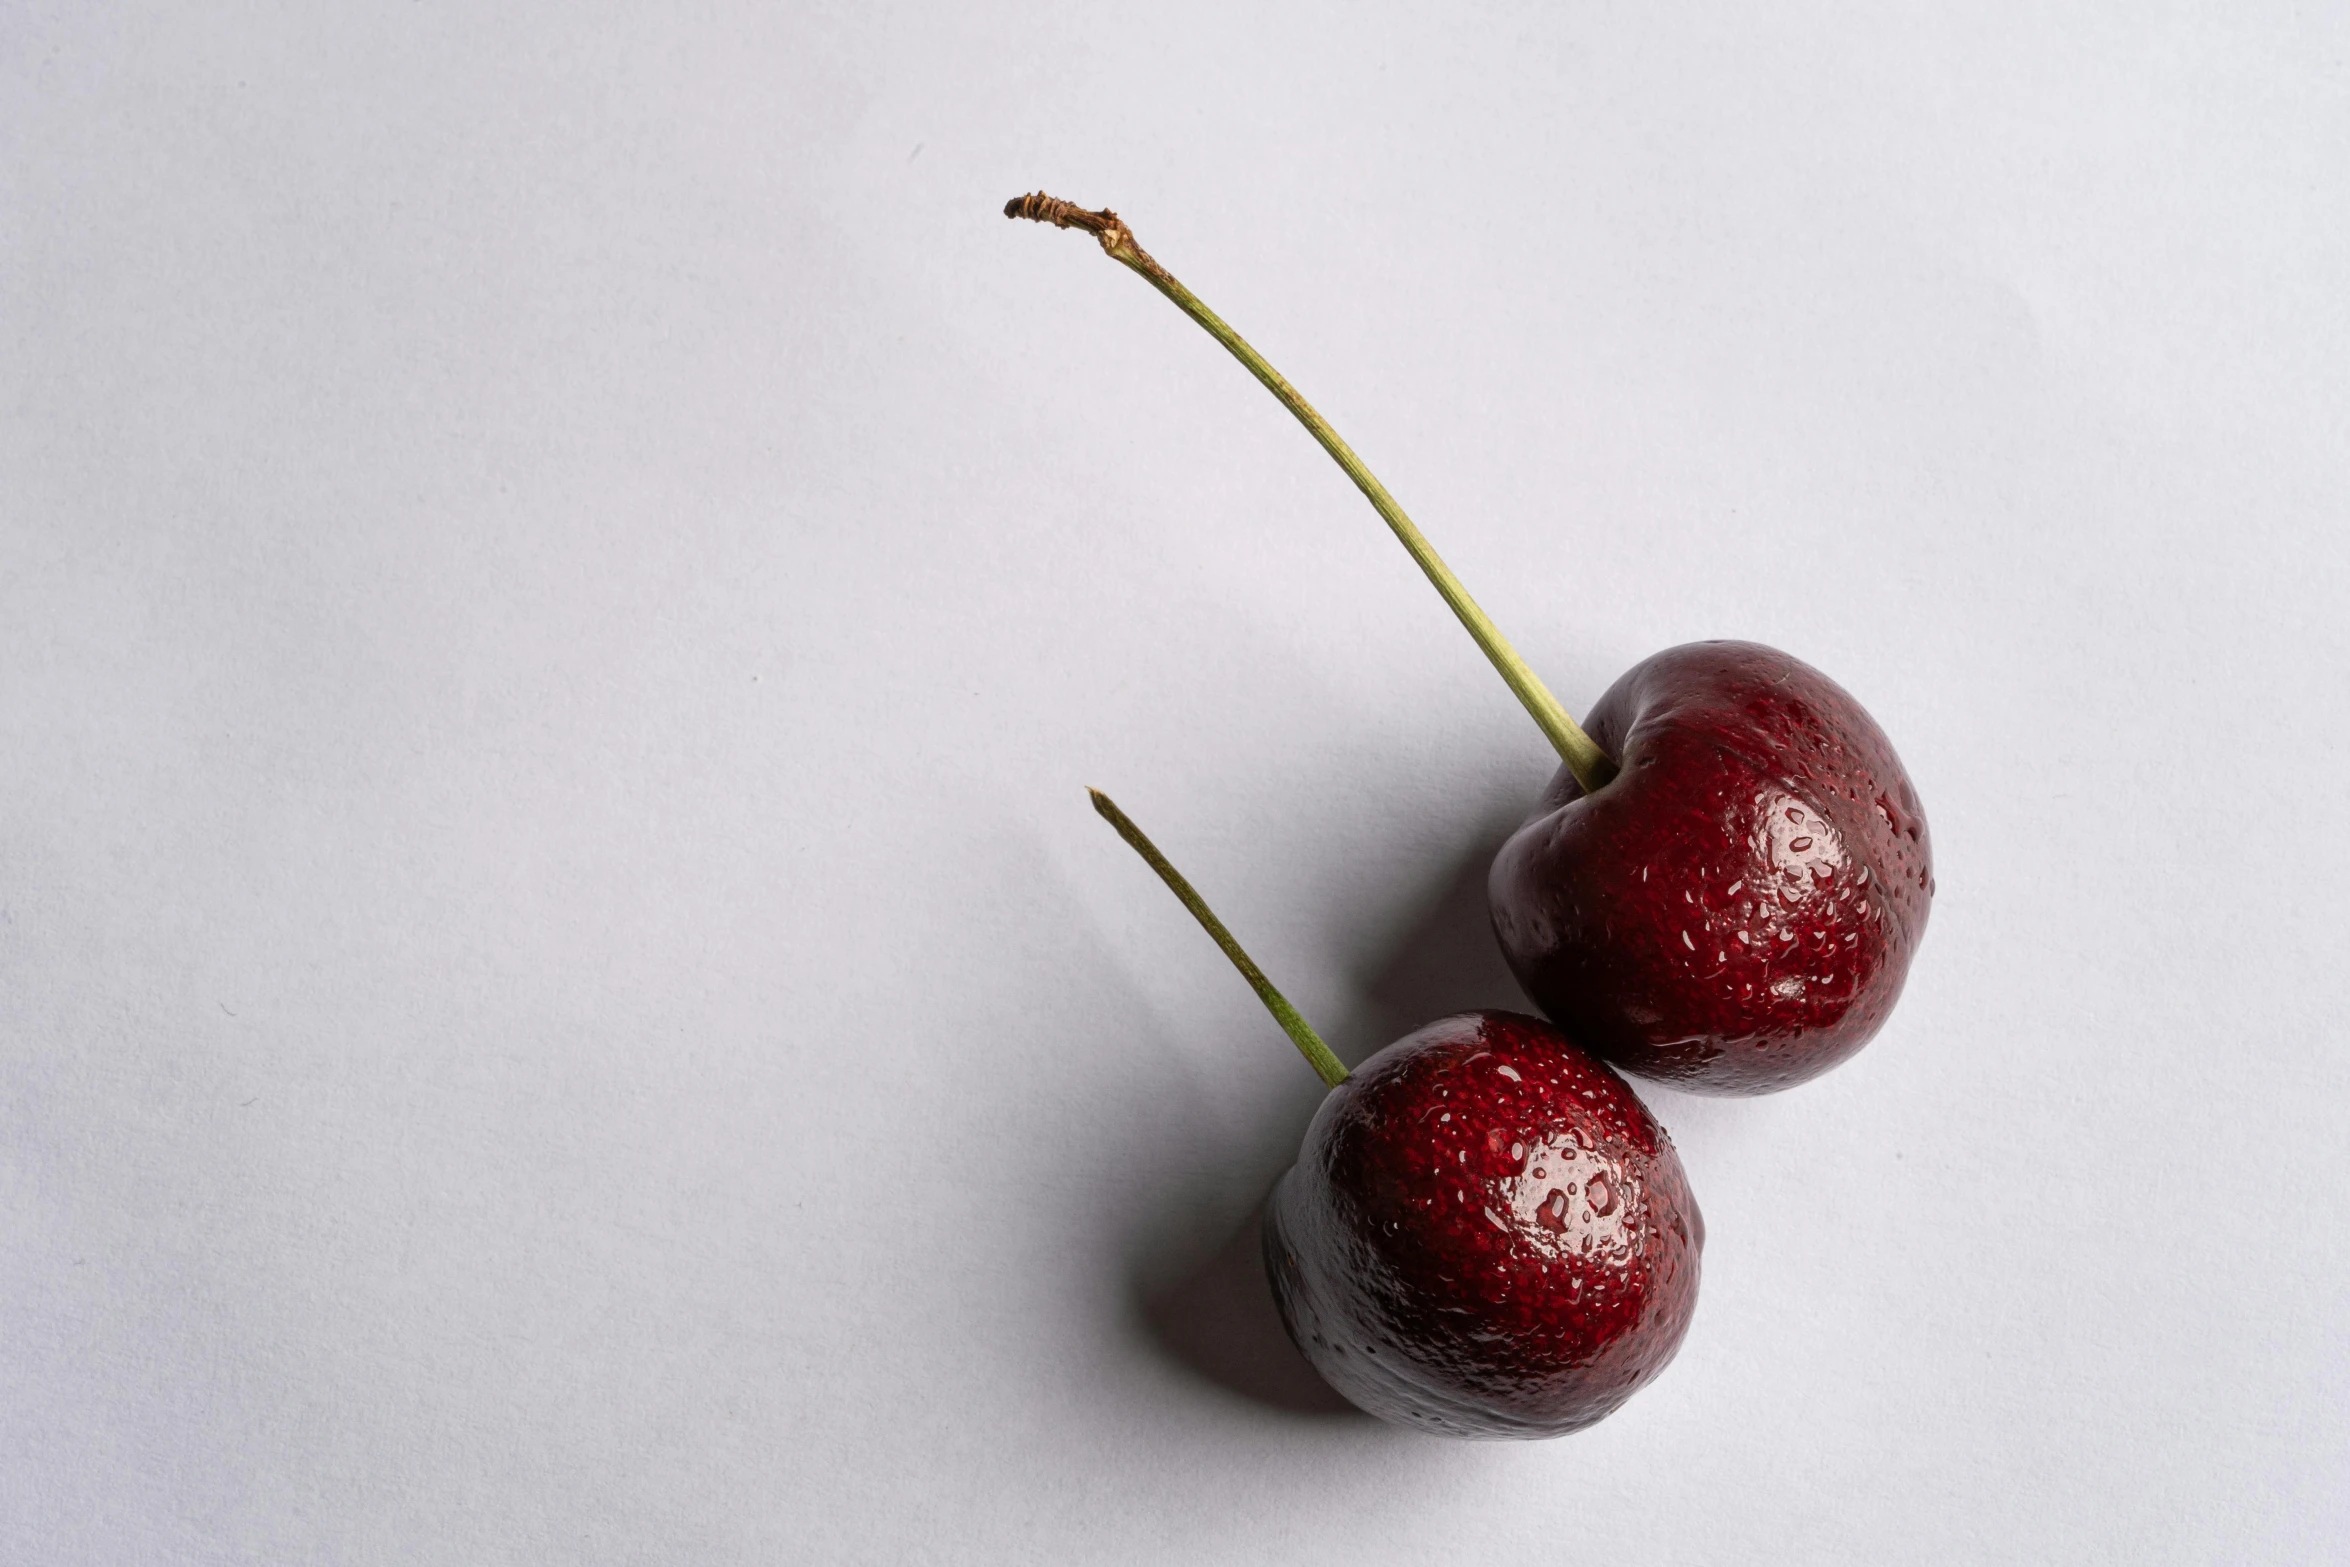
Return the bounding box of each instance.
[1011,195,1934,1438]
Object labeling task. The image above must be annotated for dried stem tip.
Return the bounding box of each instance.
[1004,190,1119,239]
[1003,190,1160,272]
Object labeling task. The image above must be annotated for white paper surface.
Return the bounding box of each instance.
[5,4,2346,1561]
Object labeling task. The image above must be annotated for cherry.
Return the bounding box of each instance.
[1091,791,1702,1436]
[1491,640,1932,1092]
[1012,195,1932,1093]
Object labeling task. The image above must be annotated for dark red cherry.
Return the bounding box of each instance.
[1011,197,1933,1095]
[1088,794,1703,1437]
[1264,1010,1702,1436]
[1489,641,1933,1094]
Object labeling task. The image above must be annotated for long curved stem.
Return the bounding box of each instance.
[1089,789,1349,1090]
[1008,192,1617,795]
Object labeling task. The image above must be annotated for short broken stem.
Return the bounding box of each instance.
[1008,192,1616,794]
[1089,788,1349,1090]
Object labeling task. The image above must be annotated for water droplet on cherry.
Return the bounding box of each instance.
[1587,1173,1619,1216]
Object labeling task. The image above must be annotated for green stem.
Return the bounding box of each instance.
[1008,192,1617,795]
[1089,789,1349,1090]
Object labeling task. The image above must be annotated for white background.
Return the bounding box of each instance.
[5,4,2346,1562]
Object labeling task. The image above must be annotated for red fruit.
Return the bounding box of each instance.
[1264,1010,1703,1436]
[1011,198,1934,1096]
[1490,641,1933,1094]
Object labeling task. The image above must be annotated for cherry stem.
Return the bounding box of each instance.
[1089,789,1350,1089]
[1008,192,1617,795]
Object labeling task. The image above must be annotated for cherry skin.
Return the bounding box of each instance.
[1263,1010,1703,1436]
[1489,641,1933,1095]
